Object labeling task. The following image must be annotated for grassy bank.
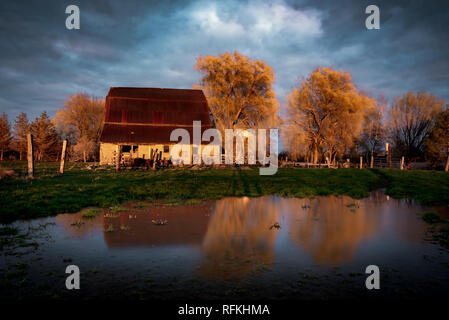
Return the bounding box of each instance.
[0,161,448,223]
[372,168,449,206]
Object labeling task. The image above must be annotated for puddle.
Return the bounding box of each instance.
[1,190,449,300]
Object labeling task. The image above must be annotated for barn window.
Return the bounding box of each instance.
[122,145,131,152]
[133,145,138,152]
[164,145,169,153]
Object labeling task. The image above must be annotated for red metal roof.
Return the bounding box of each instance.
[100,123,212,144]
[100,87,212,144]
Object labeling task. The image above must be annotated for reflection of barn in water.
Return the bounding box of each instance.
[102,203,213,248]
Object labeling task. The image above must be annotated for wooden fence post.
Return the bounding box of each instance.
[116,145,121,171]
[387,143,391,168]
[59,139,67,174]
[152,148,158,170]
[445,146,449,172]
[444,150,449,172]
[27,133,34,178]
[360,156,363,169]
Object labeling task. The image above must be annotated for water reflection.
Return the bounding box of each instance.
[285,196,379,266]
[54,191,433,278]
[199,197,279,279]
[102,203,213,248]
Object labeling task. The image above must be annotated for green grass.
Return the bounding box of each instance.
[81,208,99,219]
[133,201,151,208]
[372,169,449,206]
[345,202,359,208]
[110,206,127,213]
[433,226,449,249]
[422,212,449,224]
[0,161,448,223]
[0,226,19,236]
[185,199,201,205]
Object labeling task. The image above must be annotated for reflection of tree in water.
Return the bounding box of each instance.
[384,199,427,244]
[287,195,380,266]
[198,197,279,280]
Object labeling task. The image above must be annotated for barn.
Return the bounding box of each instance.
[99,87,212,165]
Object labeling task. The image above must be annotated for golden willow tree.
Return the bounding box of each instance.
[194,51,279,136]
[387,90,444,163]
[357,94,387,166]
[285,67,376,164]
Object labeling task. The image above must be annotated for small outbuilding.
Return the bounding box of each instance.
[99,87,212,165]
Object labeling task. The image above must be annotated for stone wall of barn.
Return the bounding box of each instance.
[99,143,220,165]
[99,143,117,165]
[99,143,205,165]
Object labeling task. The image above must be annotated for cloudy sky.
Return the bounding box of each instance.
[1,0,448,121]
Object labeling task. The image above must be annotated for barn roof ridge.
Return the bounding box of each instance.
[107,87,205,97]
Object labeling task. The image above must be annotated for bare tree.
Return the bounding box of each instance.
[54,93,104,160]
[358,95,386,166]
[387,90,444,164]
[73,135,96,162]
[424,108,449,170]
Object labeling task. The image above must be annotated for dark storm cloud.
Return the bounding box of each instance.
[0,0,448,122]
[299,0,449,101]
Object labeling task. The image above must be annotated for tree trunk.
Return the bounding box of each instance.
[445,154,449,172]
[0,151,3,161]
[27,134,34,178]
[83,150,86,163]
[312,145,318,164]
[19,151,22,161]
[370,152,374,168]
[60,140,67,174]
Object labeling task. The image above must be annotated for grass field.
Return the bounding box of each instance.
[0,161,448,223]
